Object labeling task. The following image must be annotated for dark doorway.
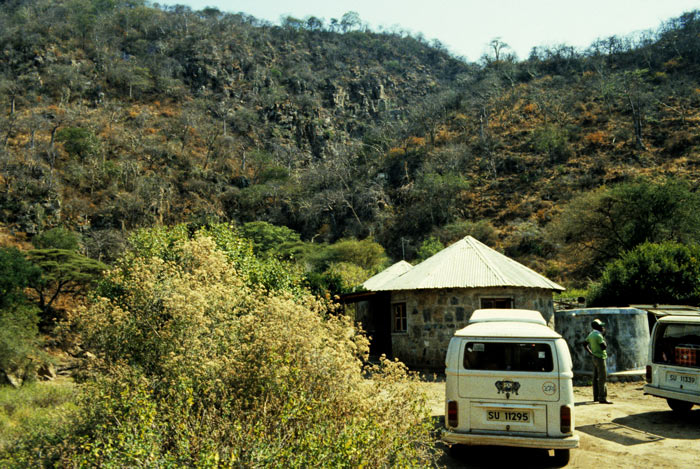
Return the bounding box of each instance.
[340,291,392,358]
[370,292,392,357]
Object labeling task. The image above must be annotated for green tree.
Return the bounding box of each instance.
[340,11,361,32]
[0,247,40,310]
[33,227,81,251]
[309,238,388,274]
[239,221,302,258]
[26,249,107,324]
[589,242,700,306]
[549,178,700,276]
[324,261,371,291]
[127,223,307,295]
[0,247,42,384]
[433,219,498,246]
[416,236,444,262]
[0,303,41,385]
[55,127,101,161]
[504,221,552,258]
[530,124,571,163]
[390,172,469,242]
[106,60,154,99]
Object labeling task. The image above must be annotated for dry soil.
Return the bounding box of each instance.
[423,379,700,468]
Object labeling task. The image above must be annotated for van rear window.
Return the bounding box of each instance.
[652,323,700,367]
[463,342,554,372]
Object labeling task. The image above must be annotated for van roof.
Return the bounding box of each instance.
[454,321,562,339]
[658,315,700,324]
[468,309,547,325]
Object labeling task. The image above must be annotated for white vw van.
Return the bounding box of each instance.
[644,313,700,413]
[443,309,579,466]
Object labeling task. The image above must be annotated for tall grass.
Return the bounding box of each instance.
[0,379,78,466]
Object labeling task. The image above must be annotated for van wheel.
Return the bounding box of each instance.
[667,398,693,413]
[552,449,570,467]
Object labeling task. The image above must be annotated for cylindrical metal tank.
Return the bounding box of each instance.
[554,308,649,374]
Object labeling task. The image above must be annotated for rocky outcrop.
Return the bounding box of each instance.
[37,363,57,381]
[0,370,23,388]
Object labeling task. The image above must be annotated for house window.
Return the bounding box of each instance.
[392,302,407,333]
[480,297,513,309]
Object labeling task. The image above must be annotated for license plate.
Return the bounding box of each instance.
[486,409,531,422]
[666,372,698,388]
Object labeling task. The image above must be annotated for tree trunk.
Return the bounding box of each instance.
[627,94,646,150]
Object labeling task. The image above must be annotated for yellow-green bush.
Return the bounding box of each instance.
[0,380,78,468]
[33,231,436,467]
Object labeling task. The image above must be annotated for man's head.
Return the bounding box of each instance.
[592,318,605,332]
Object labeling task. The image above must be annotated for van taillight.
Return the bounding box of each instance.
[646,365,652,383]
[447,401,458,427]
[560,405,571,434]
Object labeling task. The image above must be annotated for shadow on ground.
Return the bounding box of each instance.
[576,422,663,446]
[437,443,568,469]
[612,409,700,439]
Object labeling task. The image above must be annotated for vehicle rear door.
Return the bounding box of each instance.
[457,339,560,434]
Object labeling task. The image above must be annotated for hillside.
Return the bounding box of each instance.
[2,0,700,283]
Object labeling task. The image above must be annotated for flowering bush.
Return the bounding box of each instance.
[38,229,436,467]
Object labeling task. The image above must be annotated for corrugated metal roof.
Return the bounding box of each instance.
[376,236,564,292]
[362,260,413,290]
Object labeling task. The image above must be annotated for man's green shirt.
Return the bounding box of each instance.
[586,330,607,359]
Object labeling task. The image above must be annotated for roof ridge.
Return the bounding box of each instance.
[464,236,508,284]
[467,236,563,290]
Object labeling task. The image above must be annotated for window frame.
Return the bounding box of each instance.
[462,340,555,372]
[392,302,407,333]
[652,323,700,367]
[480,297,514,309]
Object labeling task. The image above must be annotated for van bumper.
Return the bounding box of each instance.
[442,430,579,449]
[644,384,700,404]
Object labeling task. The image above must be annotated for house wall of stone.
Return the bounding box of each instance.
[389,287,556,368]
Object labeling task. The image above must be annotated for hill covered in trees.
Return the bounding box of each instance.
[5,2,700,465]
[3,0,700,285]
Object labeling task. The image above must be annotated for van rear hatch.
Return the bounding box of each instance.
[458,340,560,434]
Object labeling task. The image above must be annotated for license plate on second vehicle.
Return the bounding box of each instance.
[666,372,698,389]
[486,409,531,422]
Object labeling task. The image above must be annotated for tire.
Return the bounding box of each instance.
[667,398,694,413]
[552,449,570,467]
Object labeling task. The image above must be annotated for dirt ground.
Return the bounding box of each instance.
[422,378,700,468]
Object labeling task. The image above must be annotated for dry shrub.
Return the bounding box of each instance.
[388,147,405,157]
[406,136,426,148]
[521,102,537,114]
[51,234,437,467]
[583,130,608,146]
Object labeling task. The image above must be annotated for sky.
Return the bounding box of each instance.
[154,0,700,61]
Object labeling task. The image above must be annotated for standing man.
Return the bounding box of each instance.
[586,318,613,404]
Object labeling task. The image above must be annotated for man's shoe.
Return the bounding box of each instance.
[599,400,613,404]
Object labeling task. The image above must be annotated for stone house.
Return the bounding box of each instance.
[348,236,564,368]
